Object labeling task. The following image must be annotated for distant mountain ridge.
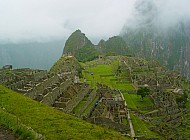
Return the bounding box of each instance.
[63,30,94,56]
[63,30,129,62]
[62,30,99,62]
[97,36,128,55]
[120,0,190,79]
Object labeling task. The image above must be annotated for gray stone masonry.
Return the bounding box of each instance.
[64,86,90,113]
[25,75,60,99]
[76,89,97,117]
[41,79,72,106]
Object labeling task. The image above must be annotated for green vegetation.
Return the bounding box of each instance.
[130,113,163,139]
[63,30,92,55]
[176,91,188,108]
[63,30,99,62]
[50,55,83,77]
[75,45,99,62]
[176,80,190,138]
[116,83,135,90]
[177,95,190,138]
[129,94,153,109]
[137,87,150,100]
[83,62,135,91]
[98,36,129,55]
[122,93,137,110]
[0,85,128,140]
[72,100,86,114]
[63,30,133,63]
[0,107,36,140]
[82,96,99,116]
[81,58,160,139]
[121,20,188,74]
[83,64,113,88]
[122,92,154,111]
[49,56,68,73]
[83,59,154,112]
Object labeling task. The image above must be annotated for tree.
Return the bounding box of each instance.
[176,90,188,108]
[137,87,150,100]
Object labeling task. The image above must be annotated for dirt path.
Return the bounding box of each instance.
[0,127,18,140]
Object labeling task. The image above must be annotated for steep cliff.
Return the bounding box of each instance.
[63,30,99,62]
[120,0,190,79]
[97,36,129,55]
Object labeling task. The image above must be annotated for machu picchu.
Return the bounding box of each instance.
[1,46,190,139]
[1,1,190,139]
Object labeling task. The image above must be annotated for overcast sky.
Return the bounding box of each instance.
[0,0,135,44]
[0,0,190,44]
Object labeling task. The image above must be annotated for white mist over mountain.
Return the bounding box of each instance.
[0,0,135,44]
[123,0,190,32]
[1,0,190,44]
[1,0,190,70]
[0,0,135,69]
[121,0,190,79]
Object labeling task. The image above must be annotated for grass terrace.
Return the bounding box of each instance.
[0,85,129,140]
[121,92,154,112]
[82,62,135,91]
[130,113,163,139]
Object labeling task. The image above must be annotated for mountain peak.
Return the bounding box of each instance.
[62,30,99,62]
[63,30,93,56]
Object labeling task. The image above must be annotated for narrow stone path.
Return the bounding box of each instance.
[119,90,137,140]
[127,110,136,139]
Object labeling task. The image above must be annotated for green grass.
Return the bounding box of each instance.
[81,60,160,139]
[122,92,137,110]
[0,85,128,140]
[180,79,189,90]
[83,96,99,116]
[83,64,135,91]
[101,76,115,88]
[83,64,114,88]
[175,91,190,138]
[122,118,129,126]
[129,94,154,109]
[72,100,86,114]
[88,64,112,74]
[122,93,154,112]
[130,113,163,139]
[115,83,135,90]
[0,108,37,140]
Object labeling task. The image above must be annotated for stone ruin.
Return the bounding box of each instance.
[86,84,129,133]
[0,57,109,129]
[120,56,185,135]
[1,63,130,134]
[1,55,188,138]
[2,65,12,70]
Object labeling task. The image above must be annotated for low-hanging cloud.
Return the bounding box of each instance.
[124,0,190,32]
[1,0,190,44]
[0,0,135,44]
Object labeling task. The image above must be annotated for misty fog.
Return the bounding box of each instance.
[123,0,190,32]
[0,0,190,69]
[0,41,64,70]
